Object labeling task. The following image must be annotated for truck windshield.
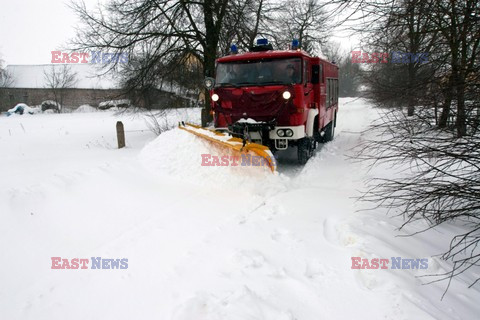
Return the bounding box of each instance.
[215,58,302,87]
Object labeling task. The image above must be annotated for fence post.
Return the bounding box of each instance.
[116,121,125,149]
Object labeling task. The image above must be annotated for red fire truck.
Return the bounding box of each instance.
[205,39,339,164]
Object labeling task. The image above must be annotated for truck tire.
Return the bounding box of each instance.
[323,121,335,142]
[298,137,315,165]
[313,129,322,143]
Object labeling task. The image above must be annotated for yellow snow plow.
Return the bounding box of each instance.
[178,122,276,173]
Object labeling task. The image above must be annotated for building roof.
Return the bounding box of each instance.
[4,64,119,89]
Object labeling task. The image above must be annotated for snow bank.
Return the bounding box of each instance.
[98,99,130,110]
[75,104,97,113]
[6,103,41,116]
[139,127,285,195]
[40,100,62,111]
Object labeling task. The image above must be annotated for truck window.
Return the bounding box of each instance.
[326,79,330,108]
[326,78,336,108]
[303,59,309,84]
[215,58,302,87]
[330,79,334,106]
[311,65,322,84]
[335,79,338,104]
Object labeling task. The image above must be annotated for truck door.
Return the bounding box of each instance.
[303,59,314,108]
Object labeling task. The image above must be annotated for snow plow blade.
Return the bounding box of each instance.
[178,122,276,173]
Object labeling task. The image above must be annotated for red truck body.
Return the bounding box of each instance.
[208,42,339,164]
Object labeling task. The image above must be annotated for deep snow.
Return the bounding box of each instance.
[0,99,479,319]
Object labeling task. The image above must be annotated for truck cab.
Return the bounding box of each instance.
[207,39,339,164]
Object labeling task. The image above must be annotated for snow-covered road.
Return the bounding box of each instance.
[1,99,479,319]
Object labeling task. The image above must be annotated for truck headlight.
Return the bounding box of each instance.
[282,91,291,100]
[285,129,294,137]
[277,129,285,137]
[211,93,219,102]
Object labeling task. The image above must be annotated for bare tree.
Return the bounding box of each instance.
[0,68,14,88]
[265,0,330,54]
[360,0,439,113]
[71,0,230,125]
[145,109,173,135]
[325,0,480,294]
[356,107,480,297]
[321,41,361,97]
[43,65,78,112]
[321,40,343,63]
[0,56,14,88]
[217,0,284,54]
[333,0,479,136]
[0,57,15,111]
[431,0,480,136]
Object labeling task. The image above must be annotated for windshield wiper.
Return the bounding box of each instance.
[217,82,239,88]
[257,81,285,86]
[235,82,256,86]
[218,81,285,87]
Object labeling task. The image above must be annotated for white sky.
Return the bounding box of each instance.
[0,0,358,66]
[0,0,100,65]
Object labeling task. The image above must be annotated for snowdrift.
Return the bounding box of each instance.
[139,127,286,194]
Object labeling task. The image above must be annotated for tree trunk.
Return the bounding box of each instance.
[439,74,454,128]
[439,93,452,128]
[201,0,229,127]
[407,62,415,116]
[201,44,216,126]
[406,2,417,117]
[456,78,466,137]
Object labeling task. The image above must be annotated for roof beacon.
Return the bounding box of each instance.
[292,39,299,50]
[257,38,268,46]
[250,38,273,52]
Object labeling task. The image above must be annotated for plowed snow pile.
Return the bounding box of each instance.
[139,127,283,193]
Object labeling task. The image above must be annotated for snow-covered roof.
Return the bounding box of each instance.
[4,64,120,89]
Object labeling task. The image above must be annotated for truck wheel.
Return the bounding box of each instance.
[298,137,315,165]
[323,121,335,142]
[314,130,322,143]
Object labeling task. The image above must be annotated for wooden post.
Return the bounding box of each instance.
[116,121,125,149]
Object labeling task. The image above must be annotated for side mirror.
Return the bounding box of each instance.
[204,77,215,90]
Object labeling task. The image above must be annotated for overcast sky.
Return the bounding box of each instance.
[0,0,100,65]
[0,0,357,66]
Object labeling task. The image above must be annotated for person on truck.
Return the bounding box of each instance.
[221,63,250,84]
[284,64,299,84]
